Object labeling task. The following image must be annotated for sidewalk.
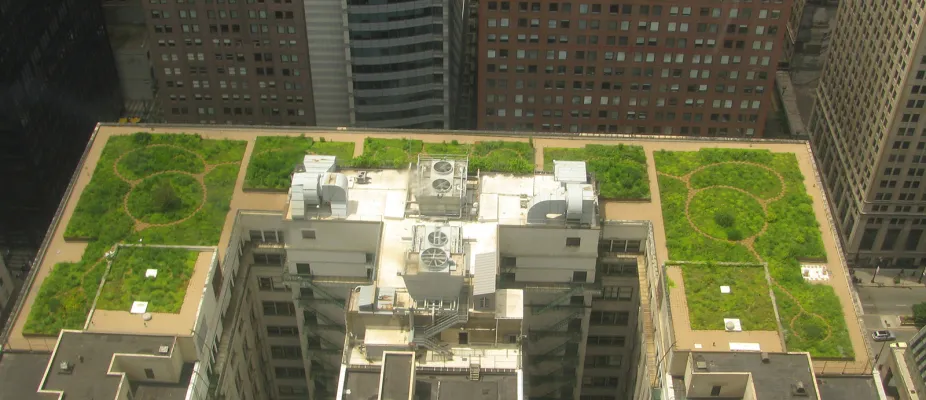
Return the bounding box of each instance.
[852,268,926,288]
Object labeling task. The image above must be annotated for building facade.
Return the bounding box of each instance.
[477,0,792,135]
[138,0,466,129]
[808,1,926,268]
[0,0,123,266]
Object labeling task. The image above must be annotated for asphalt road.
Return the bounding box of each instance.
[857,286,926,316]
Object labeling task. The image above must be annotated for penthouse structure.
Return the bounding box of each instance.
[0,125,876,400]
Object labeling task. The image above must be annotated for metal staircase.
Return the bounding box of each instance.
[411,335,453,356]
[306,335,343,355]
[531,286,589,315]
[306,312,345,333]
[530,341,576,365]
[529,311,583,342]
[469,362,481,381]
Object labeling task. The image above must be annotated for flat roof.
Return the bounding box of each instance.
[816,376,881,400]
[0,353,56,400]
[2,125,865,376]
[688,351,819,400]
[345,369,519,400]
[381,352,415,400]
[41,331,180,400]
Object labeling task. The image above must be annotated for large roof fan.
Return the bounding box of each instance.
[420,247,450,270]
[431,178,452,193]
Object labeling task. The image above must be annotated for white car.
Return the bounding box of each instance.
[871,330,896,342]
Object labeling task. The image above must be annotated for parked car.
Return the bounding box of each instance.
[872,330,896,342]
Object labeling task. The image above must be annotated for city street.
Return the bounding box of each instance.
[857,286,926,316]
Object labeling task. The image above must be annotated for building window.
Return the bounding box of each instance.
[262,301,295,316]
[584,355,623,367]
[257,276,287,291]
[301,229,317,239]
[582,376,619,388]
[295,263,311,274]
[599,239,642,253]
[599,286,634,301]
[144,368,155,379]
[278,385,308,395]
[274,367,306,379]
[599,261,637,276]
[572,271,588,282]
[711,385,722,396]
[589,311,629,326]
[586,335,625,346]
[566,237,581,247]
[253,253,283,265]
[270,345,302,359]
[267,326,299,337]
[860,228,878,251]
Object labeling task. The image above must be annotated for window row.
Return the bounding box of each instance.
[482,122,757,137]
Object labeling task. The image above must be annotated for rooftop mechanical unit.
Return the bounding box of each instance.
[416,155,468,217]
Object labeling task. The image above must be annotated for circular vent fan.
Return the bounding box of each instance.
[420,247,450,270]
[428,231,449,246]
[432,178,452,193]
[433,160,453,174]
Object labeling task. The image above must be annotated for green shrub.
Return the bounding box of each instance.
[726,229,743,241]
[680,263,778,331]
[913,302,926,327]
[244,136,354,190]
[127,173,203,224]
[350,138,423,168]
[689,188,765,240]
[655,149,851,359]
[117,146,204,180]
[544,144,650,199]
[96,247,198,313]
[714,211,735,228]
[25,133,245,336]
[470,141,534,174]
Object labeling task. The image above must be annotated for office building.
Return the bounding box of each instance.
[808,1,926,268]
[0,125,869,400]
[881,326,926,399]
[138,0,466,129]
[477,1,792,135]
[0,0,122,269]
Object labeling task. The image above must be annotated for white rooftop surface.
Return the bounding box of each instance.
[478,174,561,224]
[332,169,408,221]
[346,345,521,370]
[365,328,410,345]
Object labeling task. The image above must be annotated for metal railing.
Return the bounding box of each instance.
[530,286,589,315]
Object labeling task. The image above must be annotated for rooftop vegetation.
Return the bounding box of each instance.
[244,135,355,190]
[96,247,199,313]
[24,132,245,336]
[544,144,650,200]
[655,148,852,359]
[350,138,424,168]
[678,262,778,331]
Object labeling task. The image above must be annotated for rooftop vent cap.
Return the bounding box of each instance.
[59,362,74,374]
[158,345,170,355]
[695,361,708,370]
[761,352,770,363]
[792,381,808,396]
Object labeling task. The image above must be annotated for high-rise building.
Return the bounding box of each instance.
[0,125,871,400]
[808,2,926,268]
[477,1,792,135]
[138,0,467,129]
[0,0,122,262]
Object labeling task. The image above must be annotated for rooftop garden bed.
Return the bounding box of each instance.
[244,135,355,190]
[544,144,650,200]
[350,138,423,168]
[96,247,198,313]
[421,140,534,174]
[470,141,534,174]
[655,148,850,358]
[677,262,778,331]
[24,132,245,336]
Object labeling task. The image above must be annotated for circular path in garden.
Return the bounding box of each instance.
[658,161,834,342]
[112,144,238,231]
